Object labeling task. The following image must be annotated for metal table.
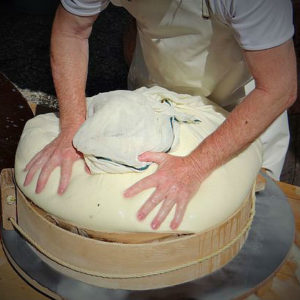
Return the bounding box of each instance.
[1,176,295,300]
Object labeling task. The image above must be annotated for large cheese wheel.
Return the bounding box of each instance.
[14,88,262,233]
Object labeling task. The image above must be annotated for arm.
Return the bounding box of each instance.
[125,39,297,230]
[24,5,99,194]
[190,39,297,178]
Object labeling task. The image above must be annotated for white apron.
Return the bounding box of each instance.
[112,0,289,179]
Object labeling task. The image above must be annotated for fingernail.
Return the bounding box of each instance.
[151,221,158,230]
[58,188,64,195]
[137,212,145,220]
[138,153,145,160]
[170,222,177,230]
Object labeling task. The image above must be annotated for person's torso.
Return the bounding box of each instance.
[112,0,252,106]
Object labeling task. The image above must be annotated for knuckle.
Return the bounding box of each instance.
[163,201,174,213]
[150,196,160,204]
[31,162,44,173]
[156,208,167,220]
[39,169,48,182]
[62,170,71,182]
[177,200,187,211]
[156,213,165,223]
[61,149,72,157]
[169,184,179,194]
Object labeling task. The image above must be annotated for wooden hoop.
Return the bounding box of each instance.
[1,168,255,290]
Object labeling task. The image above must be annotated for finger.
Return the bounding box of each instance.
[170,197,189,230]
[23,156,48,186]
[138,151,168,164]
[84,164,91,174]
[35,161,58,193]
[151,197,176,230]
[124,174,157,197]
[137,189,166,220]
[24,151,43,171]
[58,159,73,194]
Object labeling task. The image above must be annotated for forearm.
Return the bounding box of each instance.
[189,39,297,180]
[24,6,99,194]
[51,36,87,134]
[189,88,293,180]
[51,5,97,136]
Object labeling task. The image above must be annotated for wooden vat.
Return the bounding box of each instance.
[1,168,256,290]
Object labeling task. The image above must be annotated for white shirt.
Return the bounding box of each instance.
[61,0,294,50]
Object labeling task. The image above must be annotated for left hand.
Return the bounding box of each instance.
[124,151,204,230]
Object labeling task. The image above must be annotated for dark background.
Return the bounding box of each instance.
[0,0,131,97]
[0,0,299,184]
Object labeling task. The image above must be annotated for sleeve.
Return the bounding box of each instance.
[213,0,294,50]
[60,0,110,16]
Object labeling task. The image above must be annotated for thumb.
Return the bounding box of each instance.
[138,151,168,164]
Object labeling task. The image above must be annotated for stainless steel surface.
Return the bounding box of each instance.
[1,176,295,300]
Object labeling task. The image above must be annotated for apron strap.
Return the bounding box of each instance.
[202,0,211,19]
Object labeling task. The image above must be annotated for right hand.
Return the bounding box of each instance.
[23,132,86,194]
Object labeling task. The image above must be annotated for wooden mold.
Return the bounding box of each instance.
[1,168,256,290]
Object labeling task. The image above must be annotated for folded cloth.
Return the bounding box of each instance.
[73,86,202,174]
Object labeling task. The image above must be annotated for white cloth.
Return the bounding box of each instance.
[73,87,201,173]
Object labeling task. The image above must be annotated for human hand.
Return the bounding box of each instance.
[23,132,87,194]
[124,152,204,230]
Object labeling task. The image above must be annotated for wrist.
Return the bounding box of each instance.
[185,153,209,183]
[60,119,84,138]
[187,141,219,182]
